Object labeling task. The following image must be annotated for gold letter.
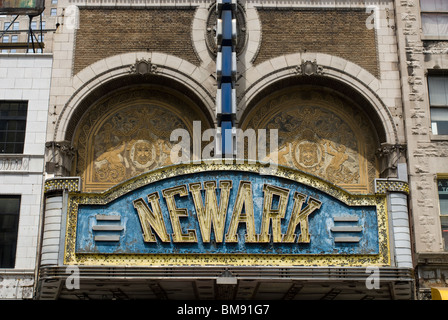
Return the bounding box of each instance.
[258,184,290,243]
[133,192,170,242]
[162,185,197,242]
[225,181,257,243]
[283,192,322,243]
[189,180,232,243]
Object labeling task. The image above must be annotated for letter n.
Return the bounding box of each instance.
[133,192,170,242]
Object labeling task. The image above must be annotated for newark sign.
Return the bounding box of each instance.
[64,163,390,266]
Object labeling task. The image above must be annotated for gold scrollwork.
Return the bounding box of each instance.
[241,87,379,194]
[72,86,211,192]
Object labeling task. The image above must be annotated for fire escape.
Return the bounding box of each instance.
[0,0,45,53]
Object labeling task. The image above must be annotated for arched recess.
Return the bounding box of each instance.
[238,54,398,147]
[69,78,213,193]
[240,80,384,195]
[53,52,216,143]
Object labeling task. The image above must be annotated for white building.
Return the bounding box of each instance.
[0,54,52,299]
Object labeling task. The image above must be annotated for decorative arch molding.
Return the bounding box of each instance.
[72,85,212,192]
[240,85,380,194]
[238,52,398,146]
[53,52,217,143]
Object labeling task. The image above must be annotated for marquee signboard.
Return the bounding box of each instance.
[0,0,44,15]
[64,163,390,266]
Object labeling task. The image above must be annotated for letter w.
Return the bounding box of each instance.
[133,192,170,242]
[189,181,232,243]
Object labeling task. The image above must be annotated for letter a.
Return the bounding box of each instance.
[225,181,257,243]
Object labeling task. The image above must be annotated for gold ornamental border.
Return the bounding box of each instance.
[64,161,391,267]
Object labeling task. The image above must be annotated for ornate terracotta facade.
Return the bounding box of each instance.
[0,0,444,301]
[72,86,211,191]
[241,87,379,194]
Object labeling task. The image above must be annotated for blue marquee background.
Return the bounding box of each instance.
[75,171,379,255]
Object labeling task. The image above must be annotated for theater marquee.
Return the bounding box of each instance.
[63,163,390,266]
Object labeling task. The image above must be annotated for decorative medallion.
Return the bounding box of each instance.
[291,129,324,172]
[205,2,248,56]
[296,60,324,76]
[72,86,212,192]
[242,87,379,194]
[130,58,158,75]
[129,140,156,169]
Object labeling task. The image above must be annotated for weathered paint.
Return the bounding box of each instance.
[71,164,384,260]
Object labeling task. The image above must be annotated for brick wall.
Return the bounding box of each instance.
[255,9,379,78]
[73,8,200,74]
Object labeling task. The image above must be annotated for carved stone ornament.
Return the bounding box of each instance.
[296,60,324,76]
[205,2,248,56]
[130,58,158,75]
[45,141,76,176]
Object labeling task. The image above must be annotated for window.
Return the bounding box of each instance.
[1,35,9,53]
[4,22,19,31]
[0,101,27,154]
[421,0,448,39]
[28,34,43,42]
[30,21,45,30]
[0,196,20,268]
[1,35,18,53]
[27,34,43,53]
[51,0,58,3]
[428,75,448,135]
[438,179,448,251]
[50,8,57,16]
[10,35,17,53]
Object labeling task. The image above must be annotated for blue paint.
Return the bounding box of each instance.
[221,9,233,44]
[216,0,236,156]
[75,171,379,255]
[220,83,233,114]
[220,46,233,79]
[221,120,233,156]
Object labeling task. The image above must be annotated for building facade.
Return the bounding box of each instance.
[0,0,447,300]
[0,0,56,299]
[0,53,52,298]
[398,0,448,300]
